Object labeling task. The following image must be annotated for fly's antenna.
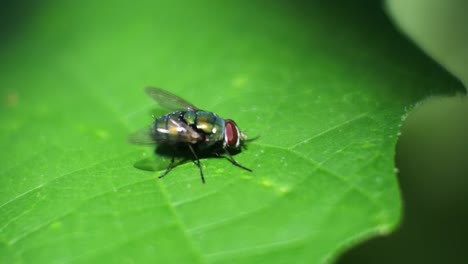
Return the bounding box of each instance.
[241,134,259,150]
[240,129,260,142]
[245,135,260,142]
[242,130,260,142]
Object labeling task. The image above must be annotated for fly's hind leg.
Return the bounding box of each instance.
[224,148,252,172]
[159,150,176,179]
[188,144,205,184]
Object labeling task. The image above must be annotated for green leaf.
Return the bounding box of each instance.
[0,1,463,263]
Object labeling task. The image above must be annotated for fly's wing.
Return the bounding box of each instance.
[128,126,156,145]
[145,87,199,111]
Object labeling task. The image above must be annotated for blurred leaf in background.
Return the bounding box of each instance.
[339,0,468,263]
[387,0,468,87]
[0,0,464,263]
[339,97,468,264]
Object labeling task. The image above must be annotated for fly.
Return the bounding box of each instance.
[129,87,253,183]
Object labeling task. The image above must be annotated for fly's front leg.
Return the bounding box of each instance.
[188,144,205,184]
[224,148,252,172]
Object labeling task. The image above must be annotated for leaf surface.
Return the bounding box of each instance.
[0,1,463,263]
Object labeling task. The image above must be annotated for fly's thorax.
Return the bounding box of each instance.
[182,111,196,125]
[193,111,220,133]
[191,111,225,146]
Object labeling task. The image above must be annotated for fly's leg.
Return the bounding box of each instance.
[159,150,176,179]
[224,148,252,172]
[188,144,205,184]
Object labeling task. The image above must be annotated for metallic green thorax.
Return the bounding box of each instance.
[152,110,225,147]
[186,111,225,144]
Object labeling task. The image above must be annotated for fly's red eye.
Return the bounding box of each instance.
[225,120,238,147]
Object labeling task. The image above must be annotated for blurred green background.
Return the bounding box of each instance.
[1,0,467,263]
[340,0,468,263]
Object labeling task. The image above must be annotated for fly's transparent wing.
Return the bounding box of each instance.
[145,87,199,111]
[128,126,156,145]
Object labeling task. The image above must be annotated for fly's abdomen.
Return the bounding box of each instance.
[151,111,201,144]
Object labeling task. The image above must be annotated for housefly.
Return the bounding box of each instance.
[129,87,253,183]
